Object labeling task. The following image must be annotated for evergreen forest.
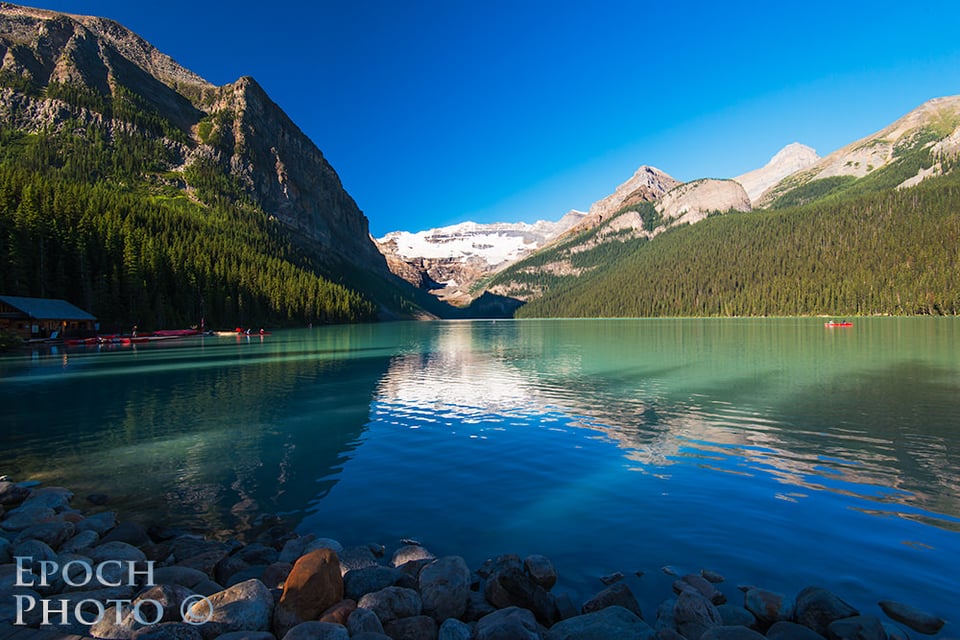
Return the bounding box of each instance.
[518,170,960,318]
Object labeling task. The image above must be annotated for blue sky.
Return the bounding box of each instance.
[35,1,960,236]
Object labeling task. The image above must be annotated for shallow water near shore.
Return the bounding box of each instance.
[2,318,958,622]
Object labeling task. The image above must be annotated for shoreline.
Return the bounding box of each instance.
[1,476,951,640]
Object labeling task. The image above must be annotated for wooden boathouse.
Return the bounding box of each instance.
[0,295,97,340]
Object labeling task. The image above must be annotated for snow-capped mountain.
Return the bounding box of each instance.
[376,211,586,305]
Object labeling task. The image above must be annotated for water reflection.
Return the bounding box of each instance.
[1,329,395,537]
[366,319,960,531]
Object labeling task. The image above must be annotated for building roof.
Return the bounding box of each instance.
[0,295,97,321]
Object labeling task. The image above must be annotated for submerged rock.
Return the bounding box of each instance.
[794,587,859,636]
[878,600,945,635]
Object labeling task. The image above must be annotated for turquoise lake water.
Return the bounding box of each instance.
[1,318,958,622]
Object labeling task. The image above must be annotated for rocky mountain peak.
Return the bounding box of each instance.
[0,2,386,273]
[734,142,819,204]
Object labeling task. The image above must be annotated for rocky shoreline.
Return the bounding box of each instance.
[0,477,951,640]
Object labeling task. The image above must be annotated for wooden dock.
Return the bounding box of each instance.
[0,623,92,640]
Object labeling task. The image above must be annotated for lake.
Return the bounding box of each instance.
[1,318,958,622]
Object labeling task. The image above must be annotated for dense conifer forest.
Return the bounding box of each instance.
[0,116,378,329]
[518,170,960,318]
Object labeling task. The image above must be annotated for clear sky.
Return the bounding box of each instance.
[32,1,960,236]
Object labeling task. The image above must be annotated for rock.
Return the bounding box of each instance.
[248,562,287,590]
[130,623,204,640]
[678,573,726,605]
[701,569,725,583]
[153,566,211,590]
[347,608,386,635]
[744,587,793,625]
[524,555,558,590]
[655,629,685,640]
[136,583,200,621]
[101,521,151,546]
[338,545,379,575]
[438,618,472,640]
[76,511,119,535]
[700,625,767,640]
[149,524,186,542]
[555,592,579,621]
[278,536,314,564]
[882,624,909,640]
[216,555,252,586]
[87,493,110,506]
[303,538,343,556]
[826,615,888,640]
[794,587,860,637]
[21,486,74,511]
[495,567,558,626]
[14,521,75,550]
[357,587,422,624]
[475,607,540,640]
[274,549,343,637]
[674,590,723,640]
[0,481,30,506]
[344,566,413,601]
[767,621,829,640]
[419,556,471,622]
[878,601,945,635]
[398,558,435,579]
[60,529,101,554]
[214,633,276,640]
[227,565,269,588]
[280,621,348,640]
[581,582,643,618]
[194,580,227,597]
[236,544,280,566]
[477,555,522,579]
[190,579,274,639]
[351,634,392,640]
[367,543,386,558]
[717,604,756,628]
[546,605,654,640]
[0,505,57,530]
[464,588,497,622]
[384,615,438,640]
[401,538,423,546]
[89,540,148,564]
[654,599,677,630]
[392,545,435,568]
[600,572,624,585]
[0,537,9,563]
[319,600,356,626]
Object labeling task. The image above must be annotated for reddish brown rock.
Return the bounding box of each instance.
[274,548,343,637]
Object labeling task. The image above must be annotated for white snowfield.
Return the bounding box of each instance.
[379,216,584,266]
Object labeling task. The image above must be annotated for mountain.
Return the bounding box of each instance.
[512,97,960,319]
[483,168,751,303]
[759,96,960,208]
[376,211,585,305]
[0,2,430,327]
[734,142,819,204]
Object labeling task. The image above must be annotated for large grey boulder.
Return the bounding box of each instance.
[794,587,859,636]
[419,556,471,622]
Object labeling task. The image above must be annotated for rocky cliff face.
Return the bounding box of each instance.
[734,142,819,204]
[0,2,386,272]
[564,166,680,236]
[656,179,751,225]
